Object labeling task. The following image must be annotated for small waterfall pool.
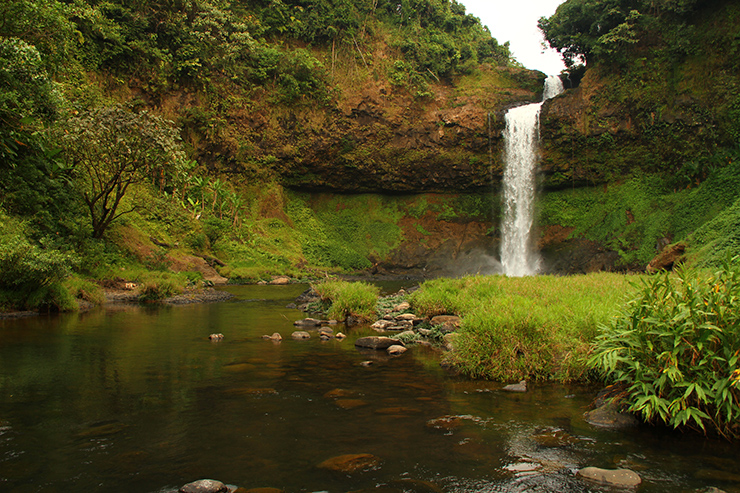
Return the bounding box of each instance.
[1,284,739,492]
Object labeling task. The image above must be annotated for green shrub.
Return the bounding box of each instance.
[312,280,380,321]
[591,258,740,438]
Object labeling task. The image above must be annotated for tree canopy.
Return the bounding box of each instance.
[538,0,703,67]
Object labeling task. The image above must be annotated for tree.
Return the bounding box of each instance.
[60,105,185,238]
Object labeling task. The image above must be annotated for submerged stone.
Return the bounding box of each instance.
[317,453,381,474]
[577,467,641,488]
[503,380,527,392]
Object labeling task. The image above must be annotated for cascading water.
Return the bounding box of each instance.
[500,75,564,277]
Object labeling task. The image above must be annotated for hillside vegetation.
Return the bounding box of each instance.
[0,0,533,311]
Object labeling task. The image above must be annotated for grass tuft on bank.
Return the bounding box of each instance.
[410,273,639,382]
[312,280,381,321]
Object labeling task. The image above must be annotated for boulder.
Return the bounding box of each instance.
[318,327,334,336]
[503,380,527,393]
[355,336,402,350]
[387,345,408,355]
[317,453,381,474]
[395,313,417,321]
[577,467,641,488]
[261,333,282,341]
[584,401,638,429]
[291,331,311,340]
[394,301,411,311]
[646,242,685,273]
[371,320,395,330]
[294,318,321,326]
[335,332,346,340]
[179,479,228,493]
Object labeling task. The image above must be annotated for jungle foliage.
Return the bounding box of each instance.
[592,259,740,439]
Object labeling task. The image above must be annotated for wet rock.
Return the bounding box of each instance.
[294,318,321,326]
[354,336,402,350]
[262,333,282,341]
[388,479,443,493]
[269,276,291,285]
[319,333,332,341]
[335,399,370,410]
[426,416,466,432]
[503,380,527,393]
[375,406,422,415]
[387,345,408,355]
[209,333,224,341]
[317,453,381,474]
[179,479,228,493]
[325,319,338,325]
[584,401,638,428]
[318,327,334,336]
[324,388,355,399]
[335,332,346,340]
[360,360,374,367]
[531,427,578,448]
[577,467,641,488]
[291,331,311,340]
[371,320,395,330]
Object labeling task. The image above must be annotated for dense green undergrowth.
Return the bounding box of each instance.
[539,152,740,269]
[592,258,740,439]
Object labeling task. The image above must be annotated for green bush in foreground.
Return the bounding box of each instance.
[592,259,740,439]
[312,280,380,321]
[410,273,636,381]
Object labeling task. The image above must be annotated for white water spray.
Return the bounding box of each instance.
[500,75,564,276]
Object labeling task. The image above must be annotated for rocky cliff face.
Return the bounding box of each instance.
[172,65,545,194]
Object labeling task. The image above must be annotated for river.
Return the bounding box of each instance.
[1,284,739,492]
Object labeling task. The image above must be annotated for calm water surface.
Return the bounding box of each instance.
[1,284,739,492]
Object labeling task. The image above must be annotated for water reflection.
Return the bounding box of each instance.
[0,284,739,492]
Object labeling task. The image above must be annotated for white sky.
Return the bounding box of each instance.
[458,0,566,75]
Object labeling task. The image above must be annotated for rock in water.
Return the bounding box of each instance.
[291,331,311,340]
[387,345,407,355]
[209,333,224,341]
[584,401,638,429]
[577,467,641,488]
[503,380,527,392]
[317,453,381,474]
[354,336,401,350]
[179,479,228,493]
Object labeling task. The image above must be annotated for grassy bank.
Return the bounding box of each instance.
[410,273,640,381]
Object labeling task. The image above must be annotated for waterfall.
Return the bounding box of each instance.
[500,75,564,277]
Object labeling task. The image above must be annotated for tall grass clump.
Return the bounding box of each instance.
[410,273,636,381]
[312,280,380,321]
[591,258,740,439]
